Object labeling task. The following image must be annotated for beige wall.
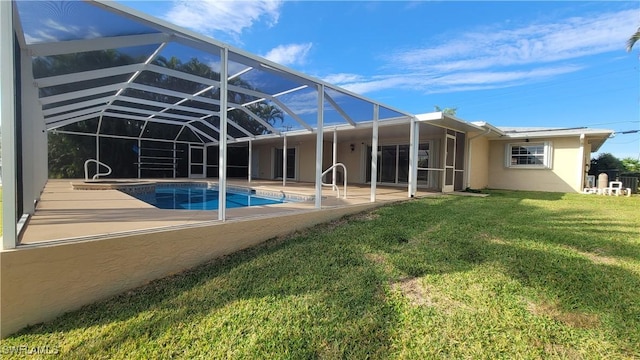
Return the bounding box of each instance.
[252,140,333,182]
[252,139,370,184]
[488,137,582,192]
[468,135,490,189]
[335,142,365,183]
[250,126,448,186]
[253,143,272,179]
[0,202,382,338]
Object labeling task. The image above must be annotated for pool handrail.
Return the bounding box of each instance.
[321,163,347,199]
[84,159,112,180]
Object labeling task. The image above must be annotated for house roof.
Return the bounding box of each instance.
[497,127,613,137]
[416,112,485,133]
[13,0,412,146]
[470,124,614,152]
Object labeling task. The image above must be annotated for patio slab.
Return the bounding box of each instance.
[19,179,432,245]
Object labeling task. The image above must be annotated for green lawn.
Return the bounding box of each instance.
[4,191,639,358]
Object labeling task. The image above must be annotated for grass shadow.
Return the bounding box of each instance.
[9,221,398,358]
[5,190,639,358]
[357,192,639,355]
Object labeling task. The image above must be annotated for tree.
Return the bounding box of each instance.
[621,157,640,173]
[42,50,284,178]
[434,105,457,116]
[48,132,96,178]
[589,153,624,176]
[627,27,640,52]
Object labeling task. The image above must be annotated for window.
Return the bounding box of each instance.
[505,142,552,169]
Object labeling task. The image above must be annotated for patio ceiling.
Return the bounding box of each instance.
[13,0,412,146]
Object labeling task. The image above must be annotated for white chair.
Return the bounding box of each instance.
[607,181,623,196]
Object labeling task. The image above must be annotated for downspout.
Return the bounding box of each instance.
[465,127,492,189]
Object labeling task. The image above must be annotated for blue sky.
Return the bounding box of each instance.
[120,0,640,159]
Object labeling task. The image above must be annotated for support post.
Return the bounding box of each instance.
[440,133,445,192]
[248,139,252,183]
[370,105,379,202]
[412,120,420,195]
[332,128,337,186]
[408,117,415,198]
[1,0,16,249]
[282,134,287,187]
[20,44,47,211]
[218,47,228,221]
[315,85,324,208]
[137,138,142,178]
[172,141,176,179]
[20,48,37,214]
[96,116,102,176]
[578,133,585,191]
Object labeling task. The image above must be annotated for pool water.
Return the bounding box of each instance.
[137,186,286,210]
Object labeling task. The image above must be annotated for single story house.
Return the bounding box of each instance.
[0,0,613,337]
[245,117,612,195]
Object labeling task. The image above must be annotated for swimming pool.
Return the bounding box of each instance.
[134,185,287,210]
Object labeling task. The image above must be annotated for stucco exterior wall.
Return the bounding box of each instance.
[251,140,332,182]
[468,135,490,189]
[252,143,272,179]
[295,140,332,182]
[0,203,381,338]
[487,137,582,193]
[249,127,451,186]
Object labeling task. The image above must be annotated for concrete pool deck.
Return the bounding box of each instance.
[19,179,432,245]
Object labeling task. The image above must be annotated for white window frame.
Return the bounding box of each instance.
[505,141,553,169]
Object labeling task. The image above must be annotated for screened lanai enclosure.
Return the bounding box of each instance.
[2,0,438,248]
[20,0,409,180]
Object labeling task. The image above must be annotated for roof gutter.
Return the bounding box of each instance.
[468,127,491,140]
[471,121,505,137]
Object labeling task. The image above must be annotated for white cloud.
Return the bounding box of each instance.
[338,76,414,94]
[163,0,283,38]
[25,19,99,43]
[322,73,365,84]
[388,9,637,72]
[276,90,319,116]
[329,65,584,95]
[327,8,636,95]
[432,66,584,87]
[263,43,313,66]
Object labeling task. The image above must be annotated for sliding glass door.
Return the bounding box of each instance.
[380,145,397,183]
[366,144,422,185]
[274,148,296,179]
